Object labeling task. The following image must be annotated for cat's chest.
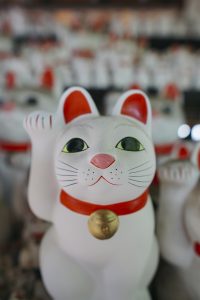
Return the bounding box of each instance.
[52,197,155,262]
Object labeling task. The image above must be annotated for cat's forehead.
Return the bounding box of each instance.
[69,115,142,131]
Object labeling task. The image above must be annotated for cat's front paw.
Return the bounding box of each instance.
[158,160,199,187]
[24,112,55,139]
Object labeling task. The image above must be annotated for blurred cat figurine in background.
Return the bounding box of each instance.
[0,68,58,221]
[24,87,158,300]
[151,83,185,163]
[155,142,200,300]
[150,83,185,203]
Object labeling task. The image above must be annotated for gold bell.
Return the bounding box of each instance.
[88,209,119,240]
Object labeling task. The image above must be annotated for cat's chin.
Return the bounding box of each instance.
[63,181,147,205]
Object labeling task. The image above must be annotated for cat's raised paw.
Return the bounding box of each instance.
[24,112,54,137]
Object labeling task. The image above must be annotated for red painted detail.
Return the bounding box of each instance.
[90,154,115,169]
[73,49,94,59]
[194,242,200,256]
[63,90,92,123]
[5,71,15,89]
[152,110,159,117]
[109,32,119,42]
[129,83,141,90]
[60,189,148,216]
[121,93,147,124]
[152,171,159,186]
[178,146,190,160]
[155,143,174,155]
[32,232,44,242]
[41,67,54,90]
[164,83,180,100]
[0,142,31,152]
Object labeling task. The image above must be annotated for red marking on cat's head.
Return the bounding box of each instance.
[41,67,54,90]
[58,87,99,124]
[63,91,92,123]
[112,90,151,135]
[5,71,16,89]
[194,242,200,257]
[129,83,141,90]
[163,83,180,101]
[121,93,148,124]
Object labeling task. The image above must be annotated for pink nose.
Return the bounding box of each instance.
[152,110,159,117]
[90,154,115,169]
[0,102,15,112]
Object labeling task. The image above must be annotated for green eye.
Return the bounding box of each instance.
[116,137,144,152]
[62,138,89,153]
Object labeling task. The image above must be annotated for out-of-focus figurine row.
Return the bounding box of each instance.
[1,8,200,90]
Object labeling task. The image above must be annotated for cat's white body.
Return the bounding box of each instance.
[25,87,158,300]
[156,144,200,299]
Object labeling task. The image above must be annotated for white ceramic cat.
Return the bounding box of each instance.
[24,87,158,300]
[156,142,200,299]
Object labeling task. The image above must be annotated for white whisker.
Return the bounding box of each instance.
[58,160,78,170]
[128,161,150,171]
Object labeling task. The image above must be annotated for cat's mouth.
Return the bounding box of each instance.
[89,176,120,186]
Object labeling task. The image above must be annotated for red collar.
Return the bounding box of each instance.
[155,143,174,155]
[0,141,31,152]
[60,190,148,216]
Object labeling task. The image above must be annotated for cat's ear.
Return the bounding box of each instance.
[56,87,99,124]
[112,90,152,135]
[191,142,200,170]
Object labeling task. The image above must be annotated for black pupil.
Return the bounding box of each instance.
[121,137,140,151]
[27,97,38,106]
[162,106,171,114]
[67,138,85,152]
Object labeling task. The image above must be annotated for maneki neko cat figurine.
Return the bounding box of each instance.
[151,83,185,164]
[24,87,158,300]
[156,142,200,300]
